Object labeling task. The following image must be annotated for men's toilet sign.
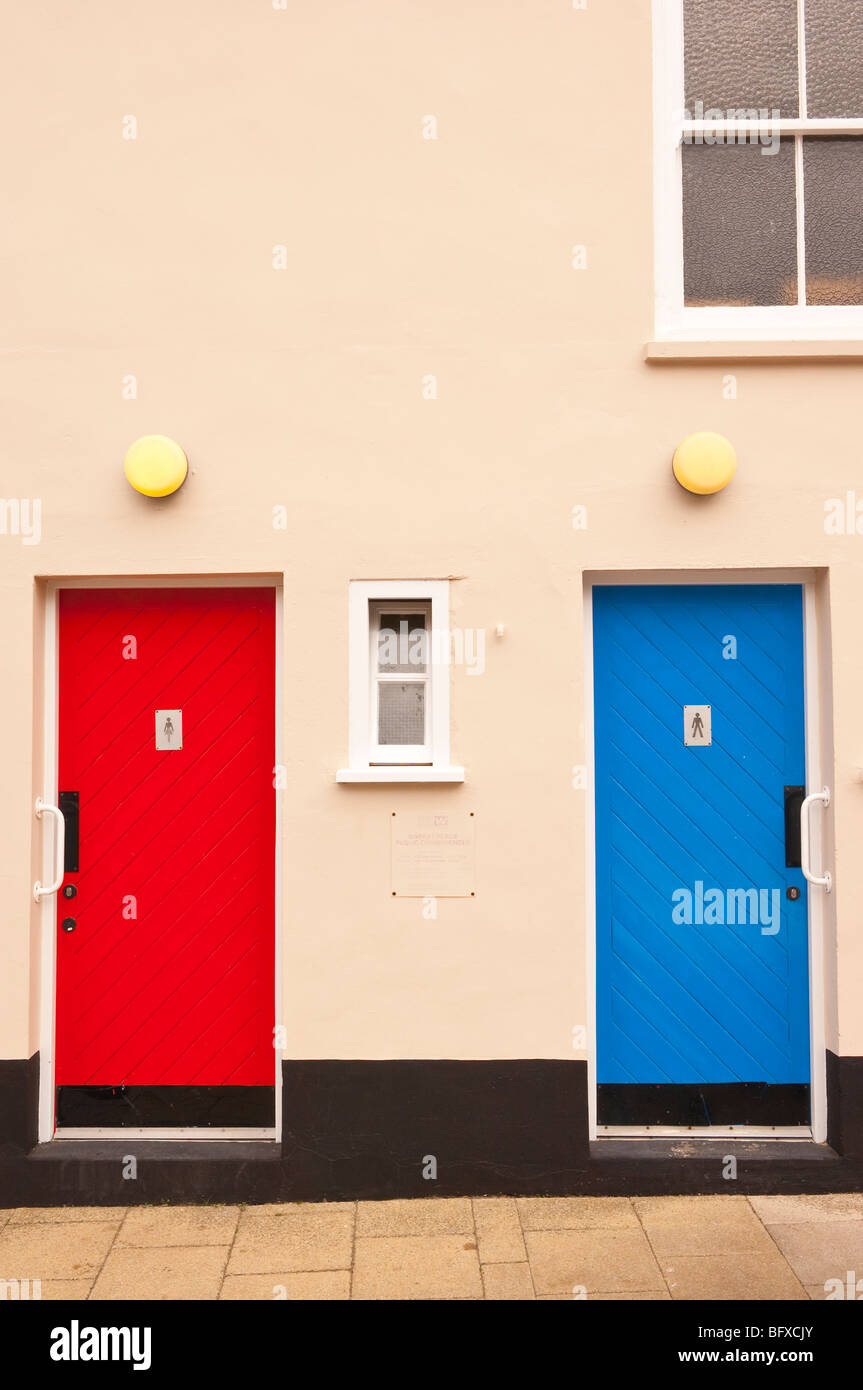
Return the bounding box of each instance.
[684,704,711,747]
[155,709,183,750]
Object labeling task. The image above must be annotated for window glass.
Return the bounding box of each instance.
[806,0,863,118]
[683,0,799,116]
[377,612,427,673]
[804,138,863,304]
[682,140,797,306]
[378,683,425,745]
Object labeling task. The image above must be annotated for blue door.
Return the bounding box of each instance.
[593,585,810,1127]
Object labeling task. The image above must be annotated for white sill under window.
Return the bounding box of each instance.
[646,337,863,362]
[650,308,863,359]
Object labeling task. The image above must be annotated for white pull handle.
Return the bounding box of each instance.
[800,786,831,892]
[34,798,65,902]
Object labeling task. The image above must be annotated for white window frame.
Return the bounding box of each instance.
[369,599,432,763]
[337,580,464,783]
[653,0,863,342]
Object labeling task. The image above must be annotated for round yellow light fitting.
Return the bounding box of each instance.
[672,432,737,495]
[124,435,188,498]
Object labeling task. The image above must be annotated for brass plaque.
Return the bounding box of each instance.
[391,811,475,897]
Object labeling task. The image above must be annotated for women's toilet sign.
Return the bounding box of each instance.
[684,704,711,747]
[155,709,183,750]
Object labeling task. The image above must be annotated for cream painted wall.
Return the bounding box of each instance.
[1,3,861,1064]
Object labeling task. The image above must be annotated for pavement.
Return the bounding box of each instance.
[1,1193,862,1300]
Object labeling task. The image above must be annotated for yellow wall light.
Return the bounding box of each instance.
[124,435,188,498]
[672,432,737,495]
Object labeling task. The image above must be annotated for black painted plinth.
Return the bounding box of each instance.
[0,1053,861,1205]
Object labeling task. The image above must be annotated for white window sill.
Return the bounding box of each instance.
[336,766,465,784]
[646,340,863,362]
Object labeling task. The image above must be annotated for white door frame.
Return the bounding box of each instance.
[36,575,283,1143]
[583,569,830,1142]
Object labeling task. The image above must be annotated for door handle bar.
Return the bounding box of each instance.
[34,797,65,902]
[800,786,831,893]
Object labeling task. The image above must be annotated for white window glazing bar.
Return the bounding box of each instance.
[795,134,807,308]
[681,119,863,137]
[798,0,808,122]
[795,0,808,306]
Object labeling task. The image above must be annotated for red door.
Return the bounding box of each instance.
[54,587,276,1129]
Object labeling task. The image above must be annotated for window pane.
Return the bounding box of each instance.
[682,141,797,306]
[683,0,799,117]
[806,0,863,118]
[804,138,863,304]
[378,682,425,745]
[377,611,427,673]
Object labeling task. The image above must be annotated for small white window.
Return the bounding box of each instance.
[653,0,863,341]
[337,580,464,783]
[370,601,432,761]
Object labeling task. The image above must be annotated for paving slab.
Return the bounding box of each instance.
[220,1271,350,1300]
[662,1252,809,1301]
[228,1206,353,1274]
[0,1221,117,1280]
[116,1204,239,1247]
[90,1246,227,1300]
[525,1227,666,1297]
[594,1290,672,1300]
[634,1194,775,1257]
[356,1197,472,1237]
[634,1195,756,1225]
[473,1197,527,1263]
[8,1207,127,1225]
[240,1201,354,1218]
[537,1290,671,1300]
[353,1234,483,1300]
[517,1197,638,1231]
[749,1193,863,1225]
[481,1262,535,1299]
[39,1279,95,1300]
[765,1221,863,1289]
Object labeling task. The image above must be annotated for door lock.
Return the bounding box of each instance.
[62,884,77,899]
[786,886,801,901]
[61,917,76,933]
